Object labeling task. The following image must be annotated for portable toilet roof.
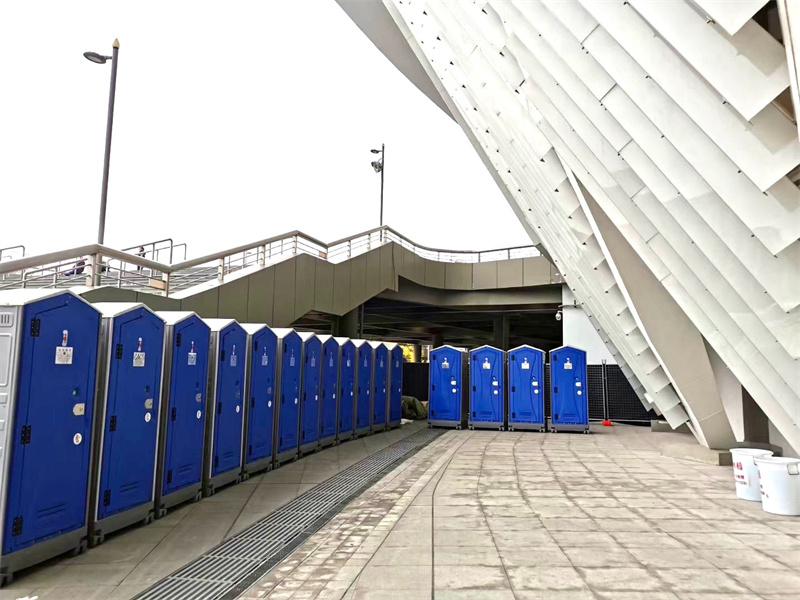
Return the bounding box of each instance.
[470,344,503,352]
[549,344,586,353]
[368,341,386,349]
[351,339,369,348]
[92,302,159,319]
[316,334,334,344]
[384,342,399,350]
[156,310,202,326]
[432,344,466,352]
[201,317,240,333]
[508,344,545,353]
[270,328,296,340]
[0,288,93,307]
[333,336,351,346]
[297,331,318,342]
[241,323,270,335]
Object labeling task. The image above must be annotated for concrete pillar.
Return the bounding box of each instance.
[412,344,422,363]
[742,387,770,444]
[339,307,359,339]
[493,315,510,350]
[432,333,444,349]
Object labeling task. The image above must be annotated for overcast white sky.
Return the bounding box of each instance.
[0,0,529,260]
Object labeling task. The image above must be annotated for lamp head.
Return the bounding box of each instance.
[83,51,110,64]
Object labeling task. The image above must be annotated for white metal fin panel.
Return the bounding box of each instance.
[692,0,770,36]
[630,0,789,120]
[504,1,617,104]
[584,28,800,257]
[538,0,598,42]
[581,0,800,191]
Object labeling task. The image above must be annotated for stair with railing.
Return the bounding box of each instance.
[0,226,541,298]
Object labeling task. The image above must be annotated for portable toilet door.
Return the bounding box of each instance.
[352,340,373,437]
[337,338,356,442]
[549,346,589,433]
[428,345,468,429]
[317,336,339,449]
[369,342,388,433]
[154,312,209,516]
[298,333,322,456]
[274,329,302,466]
[241,324,277,478]
[89,303,164,547]
[469,345,506,430]
[507,345,546,432]
[201,319,246,496]
[386,343,403,429]
[0,290,100,584]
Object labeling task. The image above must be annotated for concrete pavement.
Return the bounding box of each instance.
[237,425,800,600]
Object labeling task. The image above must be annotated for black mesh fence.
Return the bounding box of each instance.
[607,364,657,422]
[403,363,429,403]
[587,365,606,421]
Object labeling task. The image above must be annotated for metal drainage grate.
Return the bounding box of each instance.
[134,427,444,600]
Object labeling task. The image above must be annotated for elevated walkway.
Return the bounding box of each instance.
[0,227,558,327]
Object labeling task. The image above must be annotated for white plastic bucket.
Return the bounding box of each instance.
[730,448,773,501]
[754,456,800,516]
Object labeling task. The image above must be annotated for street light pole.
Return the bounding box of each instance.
[370,144,385,241]
[96,39,119,245]
[379,143,385,229]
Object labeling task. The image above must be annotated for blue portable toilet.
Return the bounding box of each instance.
[0,290,100,584]
[428,345,468,429]
[549,346,589,433]
[352,340,372,437]
[273,329,302,466]
[241,324,277,478]
[507,345,546,432]
[317,335,339,449]
[298,332,322,456]
[337,338,356,442]
[201,319,246,496]
[89,303,164,546]
[368,341,388,433]
[469,345,506,430]
[155,312,210,516]
[385,343,403,429]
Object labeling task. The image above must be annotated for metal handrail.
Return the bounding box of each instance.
[0,226,540,296]
[122,238,188,264]
[0,245,25,260]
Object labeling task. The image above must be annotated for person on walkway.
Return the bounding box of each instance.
[136,246,145,272]
[64,257,85,277]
